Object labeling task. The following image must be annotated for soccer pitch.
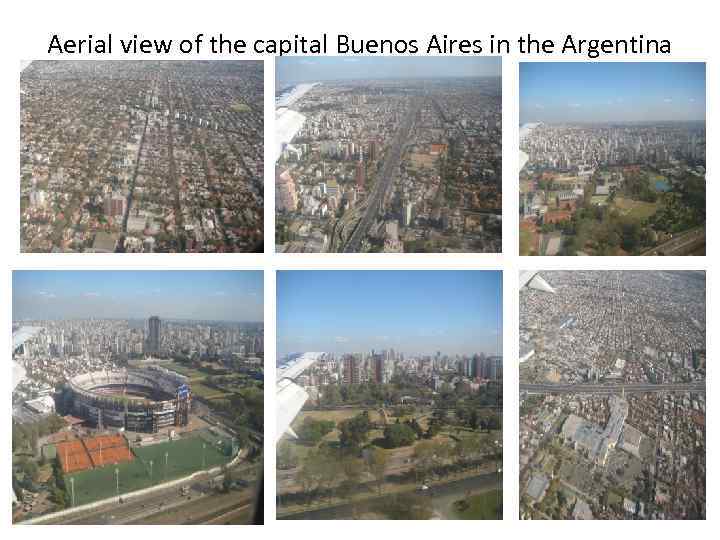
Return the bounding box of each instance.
[67,434,232,506]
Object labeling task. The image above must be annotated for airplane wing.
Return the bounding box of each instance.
[276,379,309,442]
[277,352,323,382]
[276,352,324,443]
[519,271,556,294]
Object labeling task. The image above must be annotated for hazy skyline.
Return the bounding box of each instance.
[277,270,502,357]
[12,271,263,322]
[520,62,706,124]
[277,56,501,87]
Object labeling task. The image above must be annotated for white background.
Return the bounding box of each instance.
[2,0,716,530]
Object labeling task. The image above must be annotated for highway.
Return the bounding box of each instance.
[280,472,500,520]
[41,479,207,524]
[342,99,421,252]
[117,96,151,252]
[520,381,705,395]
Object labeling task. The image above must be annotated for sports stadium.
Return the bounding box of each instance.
[67,367,191,433]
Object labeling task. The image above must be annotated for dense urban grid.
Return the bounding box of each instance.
[519,122,706,255]
[12,316,264,524]
[519,271,705,520]
[277,350,502,519]
[276,77,501,253]
[21,61,264,253]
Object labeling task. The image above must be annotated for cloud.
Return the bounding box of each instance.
[335,336,349,343]
[568,103,582,108]
[663,98,673,103]
[36,291,57,299]
[212,291,227,297]
[689,98,696,103]
[534,103,545,110]
[83,292,101,297]
[344,58,361,63]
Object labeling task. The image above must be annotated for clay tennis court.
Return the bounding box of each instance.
[56,439,93,474]
[84,434,134,469]
[57,434,134,473]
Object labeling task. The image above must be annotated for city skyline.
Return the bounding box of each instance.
[277,56,501,86]
[12,270,263,322]
[520,62,706,123]
[277,270,502,357]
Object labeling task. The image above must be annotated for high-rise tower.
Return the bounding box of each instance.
[146,316,161,355]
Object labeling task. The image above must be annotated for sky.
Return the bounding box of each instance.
[277,271,502,357]
[520,62,706,123]
[12,271,263,322]
[277,56,501,86]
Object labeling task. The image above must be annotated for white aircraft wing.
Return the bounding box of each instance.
[276,379,309,443]
[519,271,556,294]
[276,352,324,382]
[276,352,324,443]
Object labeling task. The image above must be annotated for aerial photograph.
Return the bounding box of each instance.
[276,270,502,519]
[519,270,706,519]
[275,57,502,253]
[20,61,264,253]
[519,62,706,256]
[12,271,264,524]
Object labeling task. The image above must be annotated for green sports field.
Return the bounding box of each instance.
[67,434,232,506]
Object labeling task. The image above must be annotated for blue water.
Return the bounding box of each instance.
[655,180,670,192]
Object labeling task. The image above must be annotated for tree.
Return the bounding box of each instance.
[383,423,416,448]
[338,412,372,450]
[297,449,324,505]
[425,418,442,439]
[366,448,388,495]
[406,418,424,438]
[343,456,365,485]
[297,418,335,445]
[277,441,297,470]
[316,446,343,502]
[19,459,40,483]
[414,440,438,483]
[323,384,341,406]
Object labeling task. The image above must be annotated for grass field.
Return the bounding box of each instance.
[165,363,209,381]
[68,434,231,506]
[613,197,659,220]
[451,489,502,519]
[191,382,231,400]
